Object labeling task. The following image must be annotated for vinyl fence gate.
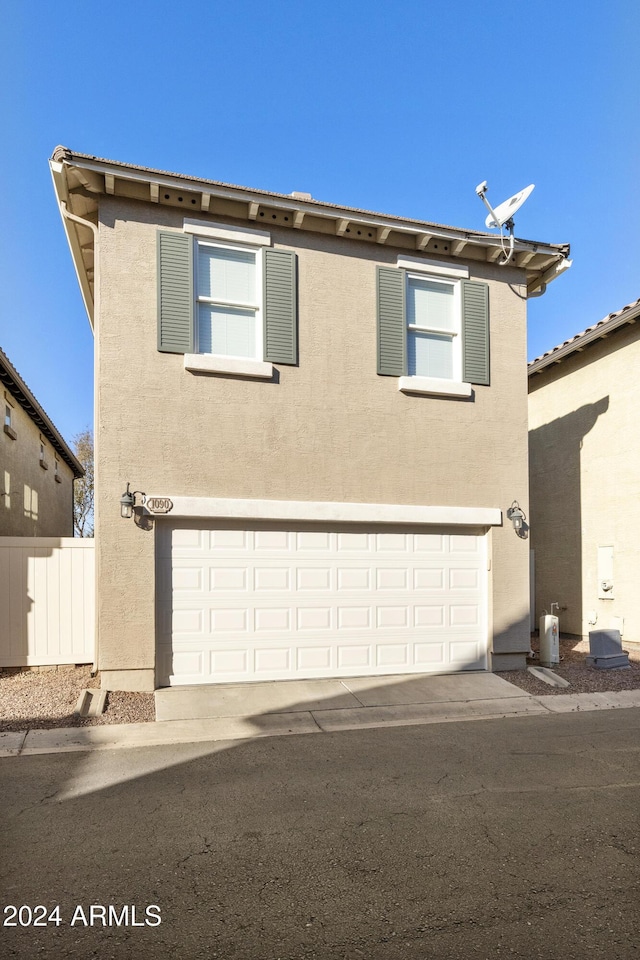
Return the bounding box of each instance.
[0,537,95,668]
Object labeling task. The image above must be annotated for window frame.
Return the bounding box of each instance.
[405,272,463,383]
[3,400,17,439]
[393,256,473,398]
[194,237,265,363]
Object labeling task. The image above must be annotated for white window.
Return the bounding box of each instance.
[161,220,295,380]
[3,402,16,439]
[406,274,461,381]
[195,240,262,361]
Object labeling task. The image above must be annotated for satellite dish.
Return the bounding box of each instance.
[484,183,534,229]
[474,180,535,265]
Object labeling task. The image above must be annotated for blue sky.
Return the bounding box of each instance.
[1,1,638,445]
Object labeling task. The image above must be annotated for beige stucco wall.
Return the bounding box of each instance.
[95,197,532,690]
[1,392,74,536]
[529,322,640,642]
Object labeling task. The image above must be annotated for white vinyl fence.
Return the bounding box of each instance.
[0,538,95,667]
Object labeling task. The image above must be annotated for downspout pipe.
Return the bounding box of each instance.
[59,201,99,677]
[60,201,99,240]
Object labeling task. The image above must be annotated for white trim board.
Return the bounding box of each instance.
[396,255,469,279]
[144,497,502,526]
[183,219,270,245]
[184,354,273,379]
[399,376,472,398]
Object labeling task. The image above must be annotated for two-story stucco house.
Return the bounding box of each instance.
[50,146,570,691]
[529,297,640,645]
[1,346,83,536]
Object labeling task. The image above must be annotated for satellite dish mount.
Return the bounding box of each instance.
[474,181,534,265]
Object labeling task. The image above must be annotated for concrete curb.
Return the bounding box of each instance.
[2,689,640,757]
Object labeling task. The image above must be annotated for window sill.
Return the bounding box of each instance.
[40,459,49,470]
[3,424,17,440]
[54,473,63,483]
[398,376,472,398]
[184,354,274,379]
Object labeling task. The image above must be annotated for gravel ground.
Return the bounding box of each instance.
[496,633,640,696]
[1,635,639,732]
[0,666,155,733]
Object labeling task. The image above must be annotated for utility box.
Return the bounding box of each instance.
[587,630,630,669]
[539,615,559,667]
[597,546,614,599]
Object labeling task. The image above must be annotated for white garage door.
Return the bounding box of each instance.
[156,521,488,686]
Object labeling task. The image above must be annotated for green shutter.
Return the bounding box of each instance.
[462,280,490,385]
[377,266,406,376]
[157,231,194,354]
[264,249,297,364]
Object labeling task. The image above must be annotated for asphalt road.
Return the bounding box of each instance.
[2,709,639,959]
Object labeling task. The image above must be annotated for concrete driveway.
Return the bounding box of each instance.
[154,671,528,720]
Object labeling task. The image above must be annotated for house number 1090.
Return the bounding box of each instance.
[146,498,173,514]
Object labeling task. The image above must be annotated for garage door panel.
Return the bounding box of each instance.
[450,640,484,666]
[415,533,446,553]
[297,646,332,670]
[337,567,372,590]
[254,530,290,551]
[157,521,488,685]
[375,605,410,628]
[173,650,204,677]
[296,567,332,591]
[211,529,251,551]
[377,643,410,666]
[296,530,332,551]
[209,566,248,591]
[172,608,205,634]
[210,607,249,632]
[337,532,372,552]
[211,648,249,676]
[414,605,446,627]
[376,568,409,590]
[414,642,446,665]
[450,534,482,554]
[254,647,290,672]
[449,603,481,626]
[337,644,372,668]
[254,607,292,632]
[449,567,480,590]
[413,568,445,589]
[296,606,333,630]
[338,606,372,629]
[253,566,291,591]
[172,528,207,550]
[376,532,410,552]
[172,566,204,592]
[161,637,484,685]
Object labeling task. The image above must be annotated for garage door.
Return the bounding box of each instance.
[156,520,488,686]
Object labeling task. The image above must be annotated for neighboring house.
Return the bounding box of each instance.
[50,146,570,692]
[0,347,83,536]
[529,298,640,643]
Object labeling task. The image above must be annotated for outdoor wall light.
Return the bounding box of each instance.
[120,482,146,519]
[506,500,526,536]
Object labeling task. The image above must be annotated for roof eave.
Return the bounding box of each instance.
[528,300,640,377]
[51,148,572,329]
[0,348,85,477]
[50,160,96,330]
